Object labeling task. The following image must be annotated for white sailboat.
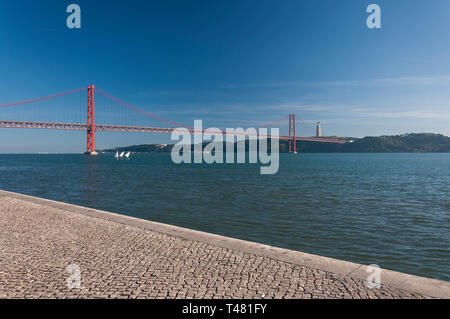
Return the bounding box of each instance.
[119,151,125,158]
[114,151,119,159]
[125,151,131,158]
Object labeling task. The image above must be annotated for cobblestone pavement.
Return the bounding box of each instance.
[0,196,429,299]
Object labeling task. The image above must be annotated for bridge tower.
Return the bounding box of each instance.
[86,85,97,155]
[288,113,296,153]
[289,114,291,152]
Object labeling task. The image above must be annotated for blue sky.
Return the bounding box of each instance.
[1,0,450,152]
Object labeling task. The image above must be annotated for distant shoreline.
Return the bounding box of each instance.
[1,152,450,155]
[100,133,450,154]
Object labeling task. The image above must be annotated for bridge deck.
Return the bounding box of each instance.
[0,120,347,144]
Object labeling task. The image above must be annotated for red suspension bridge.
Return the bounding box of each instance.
[0,85,346,154]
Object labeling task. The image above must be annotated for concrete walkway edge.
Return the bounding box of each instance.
[1,189,448,298]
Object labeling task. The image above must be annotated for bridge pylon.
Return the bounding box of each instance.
[289,113,296,153]
[86,85,97,155]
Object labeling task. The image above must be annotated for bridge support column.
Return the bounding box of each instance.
[86,85,97,155]
[292,113,296,153]
[289,113,296,153]
[289,114,292,153]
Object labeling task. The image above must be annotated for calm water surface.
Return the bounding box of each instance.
[0,153,449,281]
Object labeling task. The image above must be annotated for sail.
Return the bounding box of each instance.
[119,152,125,157]
[125,152,131,158]
[114,151,119,158]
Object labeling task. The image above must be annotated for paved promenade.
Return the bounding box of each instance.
[0,191,448,299]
